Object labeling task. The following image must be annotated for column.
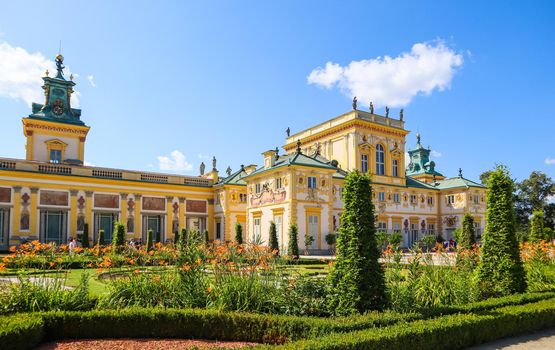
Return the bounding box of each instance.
[178,197,186,232]
[12,186,22,240]
[85,191,93,237]
[134,194,142,239]
[69,190,78,237]
[166,196,173,241]
[29,188,39,239]
[120,193,128,226]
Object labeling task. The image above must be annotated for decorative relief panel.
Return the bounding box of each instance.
[251,190,286,207]
[186,200,207,213]
[143,197,166,211]
[40,190,69,206]
[0,188,11,203]
[93,194,119,209]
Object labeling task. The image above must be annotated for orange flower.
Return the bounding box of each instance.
[134,269,140,274]
[207,286,213,293]
[9,246,16,253]
[0,263,6,271]
[49,262,56,267]
[181,264,191,271]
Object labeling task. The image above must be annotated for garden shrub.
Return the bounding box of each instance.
[529,210,545,242]
[203,229,209,244]
[112,221,126,249]
[477,165,527,298]
[328,171,386,315]
[288,224,299,259]
[459,213,476,249]
[0,313,44,350]
[235,223,243,244]
[81,223,89,248]
[269,222,279,254]
[146,229,153,251]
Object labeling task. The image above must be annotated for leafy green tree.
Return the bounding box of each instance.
[112,221,126,249]
[515,171,555,229]
[234,223,243,244]
[173,229,180,244]
[97,229,105,246]
[327,171,386,315]
[459,213,476,249]
[146,229,153,251]
[177,228,187,250]
[269,221,279,254]
[288,223,299,259]
[529,210,545,242]
[421,234,436,252]
[203,229,209,244]
[325,233,337,253]
[476,165,527,298]
[479,170,493,185]
[81,223,90,248]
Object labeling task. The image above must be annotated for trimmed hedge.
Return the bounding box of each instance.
[1,292,555,350]
[0,314,43,350]
[272,298,555,349]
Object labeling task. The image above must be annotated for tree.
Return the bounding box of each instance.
[325,233,337,254]
[81,223,90,248]
[235,223,243,244]
[515,171,555,229]
[459,213,476,249]
[476,165,527,298]
[112,221,126,249]
[269,221,279,254]
[327,170,386,315]
[479,170,493,185]
[174,229,180,244]
[203,229,209,244]
[178,228,187,250]
[529,210,545,242]
[287,223,299,259]
[146,229,153,251]
[97,229,105,246]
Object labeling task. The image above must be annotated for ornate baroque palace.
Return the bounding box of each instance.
[0,55,486,253]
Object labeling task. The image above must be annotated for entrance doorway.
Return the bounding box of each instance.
[143,215,164,243]
[0,208,9,250]
[95,213,118,244]
[40,210,67,245]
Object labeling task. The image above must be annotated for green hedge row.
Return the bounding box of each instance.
[271,298,555,350]
[1,292,554,350]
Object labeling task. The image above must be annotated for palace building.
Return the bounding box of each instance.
[0,55,486,253]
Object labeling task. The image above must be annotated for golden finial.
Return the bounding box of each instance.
[45,69,49,77]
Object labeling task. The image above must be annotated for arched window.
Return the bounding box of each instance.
[376,144,385,175]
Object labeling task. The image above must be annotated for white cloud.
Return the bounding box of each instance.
[87,75,96,87]
[158,150,193,172]
[0,41,80,107]
[431,150,442,158]
[307,40,463,107]
[545,157,555,165]
[197,153,210,160]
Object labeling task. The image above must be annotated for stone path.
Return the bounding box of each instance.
[467,327,555,349]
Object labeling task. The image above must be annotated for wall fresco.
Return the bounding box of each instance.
[0,188,11,203]
[186,200,207,213]
[94,194,119,209]
[143,197,165,211]
[40,190,69,206]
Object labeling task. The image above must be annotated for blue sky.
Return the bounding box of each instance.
[0,0,553,182]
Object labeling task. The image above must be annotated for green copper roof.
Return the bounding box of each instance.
[245,149,340,179]
[406,176,439,190]
[217,167,249,186]
[435,176,486,190]
[26,55,86,126]
[405,133,443,177]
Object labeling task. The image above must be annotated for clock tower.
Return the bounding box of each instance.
[22,54,90,165]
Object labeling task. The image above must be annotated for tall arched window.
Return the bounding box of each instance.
[376,144,385,175]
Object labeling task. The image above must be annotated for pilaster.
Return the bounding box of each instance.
[29,188,39,237]
[85,191,93,236]
[178,197,185,232]
[166,196,173,241]
[120,193,128,226]
[12,186,22,237]
[69,190,78,237]
[134,194,142,239]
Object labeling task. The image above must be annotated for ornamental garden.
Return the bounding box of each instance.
[1,165,555,349]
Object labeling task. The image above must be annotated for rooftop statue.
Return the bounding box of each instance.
[286,127,290,137]
[200,162,205,175]
[369,101,374,114]
[212,156,217,171]
[385,106,389,117]
[55,54,65,79]
[352,96,357,110]
[226,166,232,176]
[400,108,404,121]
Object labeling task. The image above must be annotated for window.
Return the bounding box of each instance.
[376,144,385,175]
[410,194,417,204]
[428,223,435,235]
[239,193,247,203]
[274,215,282,248]
[216,222,221,240]
[377,222,387,232]
[392,159,399,177]
[474,222,482,238]
[378,192,385,202]
[50,150,62,163]
[361,154,368,173]
[253,217,261,241]
[275,177,282,190]
[308,176,317,189]
[393,193,400,203]
[393,223,401,232]
[255,183,261,194]
[427,196,434,206]
[473,194,479,205]
[447,195,455,205]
